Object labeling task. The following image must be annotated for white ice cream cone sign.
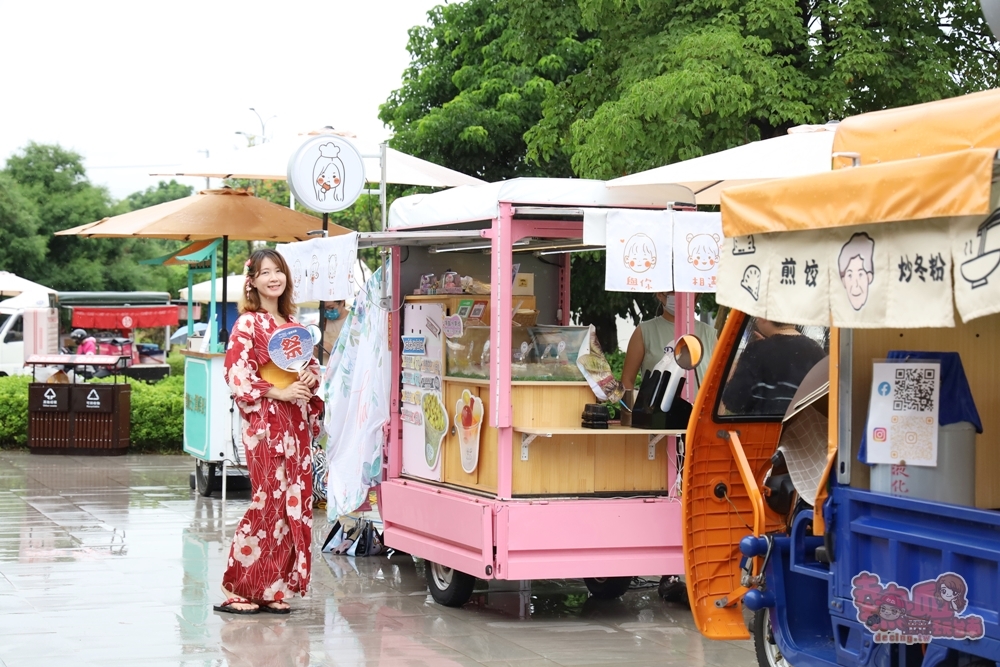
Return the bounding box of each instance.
[455,389,484,474]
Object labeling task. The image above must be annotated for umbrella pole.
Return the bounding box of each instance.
[221,236,229,348]
[186,269,194,347]
[317,214,328,364]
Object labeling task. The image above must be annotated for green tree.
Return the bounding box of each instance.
[2,143,187,293]
[379,0,592,180]
[120,180,194,212]
[523,0,1000,179]
[0,174,47,280]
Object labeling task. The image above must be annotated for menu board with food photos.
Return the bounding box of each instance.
[401,302,446,482]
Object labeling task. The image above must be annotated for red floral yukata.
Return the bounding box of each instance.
[223,311,323,604]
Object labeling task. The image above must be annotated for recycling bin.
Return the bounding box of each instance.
[28,382,131,455]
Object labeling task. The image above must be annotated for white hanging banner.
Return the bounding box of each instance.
[277,232,359,304]
[604,209,672,292]
[865,361,941,467]
[717,221,956,328]
[672,211,722,293]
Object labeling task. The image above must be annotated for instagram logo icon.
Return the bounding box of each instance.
[873,427,887,442]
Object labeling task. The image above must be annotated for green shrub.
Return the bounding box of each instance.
[167,349,185,377]
[0,376,31,448]
[128,375,185,453]
[0,374,185,453]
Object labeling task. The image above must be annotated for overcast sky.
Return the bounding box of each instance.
[0,0,444,199]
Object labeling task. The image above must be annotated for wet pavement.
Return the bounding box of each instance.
[0,452,758,667]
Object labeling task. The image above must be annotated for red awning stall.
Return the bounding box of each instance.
[70,306,180,330]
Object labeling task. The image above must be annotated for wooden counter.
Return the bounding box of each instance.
[440,377,682,497]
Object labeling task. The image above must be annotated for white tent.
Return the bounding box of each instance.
[153,132,486,189]
[0,272,54,297]
[605,124,837,205]
[388,177,695,228]
[0,290,52,309]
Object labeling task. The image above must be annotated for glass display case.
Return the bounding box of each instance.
[446,326,590,381]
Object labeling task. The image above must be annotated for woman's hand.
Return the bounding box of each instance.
[298,367,320,391]
[268,381,313,403]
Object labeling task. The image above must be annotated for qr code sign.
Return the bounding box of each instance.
[893,367,936,412]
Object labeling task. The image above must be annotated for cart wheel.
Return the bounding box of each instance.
[753,609,791,667]
[425,561,476,607]
[195,460,217,498]
[583,577,633,600]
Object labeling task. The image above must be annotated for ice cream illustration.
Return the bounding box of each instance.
[422,392,448,469]
[455,389,484,474]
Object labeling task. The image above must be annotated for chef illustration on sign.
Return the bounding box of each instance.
[314,143,346,202]
[287,134,365,214]
[839,232,875,311]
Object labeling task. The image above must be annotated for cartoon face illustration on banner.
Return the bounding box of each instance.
[623,233,657,273]
[687,233,720,271]
[838,232,876,311]
[287,135,365,213]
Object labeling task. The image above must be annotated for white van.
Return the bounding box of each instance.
[0,291,59,376]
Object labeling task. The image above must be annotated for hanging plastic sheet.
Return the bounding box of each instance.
[321,268,389,518]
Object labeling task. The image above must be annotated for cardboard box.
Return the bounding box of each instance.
[512,273,534,296]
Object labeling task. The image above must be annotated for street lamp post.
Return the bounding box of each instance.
[249,107,276,144]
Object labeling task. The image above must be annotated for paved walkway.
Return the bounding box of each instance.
[0,452,757,667]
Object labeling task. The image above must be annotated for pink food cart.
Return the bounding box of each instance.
[373,178,702,605]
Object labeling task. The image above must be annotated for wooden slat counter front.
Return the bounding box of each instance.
[440,377,682,497]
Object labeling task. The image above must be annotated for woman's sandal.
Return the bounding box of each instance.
[257,600,291,615]
[214,596,259,615]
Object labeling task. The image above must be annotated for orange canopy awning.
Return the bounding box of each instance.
[832,88,1000,167]
[720,148,998,238]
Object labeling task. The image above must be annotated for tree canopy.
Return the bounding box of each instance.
[380,0,1000,350]
[0,143,190,294]
[525,0,1000,179]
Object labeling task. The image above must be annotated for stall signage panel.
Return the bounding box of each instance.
[605,209,673,292]
[865,361,940,466]
[401,304,444,482]
[29,385,69,412]
[442,315,464,339]
[286,135,365,214]
[718,220,955,328]
[673,211,722,292]
[72,385,113,413]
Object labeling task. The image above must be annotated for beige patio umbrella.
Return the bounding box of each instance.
[56,188,352,339]
[56,188,349,242]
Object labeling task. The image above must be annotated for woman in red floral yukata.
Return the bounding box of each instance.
[214,248,323,615]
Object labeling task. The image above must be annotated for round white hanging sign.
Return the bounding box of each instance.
[286,135,365,213]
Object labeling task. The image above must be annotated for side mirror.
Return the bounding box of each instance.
[674,334,703,370]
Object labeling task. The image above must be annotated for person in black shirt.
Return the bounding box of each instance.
[721,319,826,416]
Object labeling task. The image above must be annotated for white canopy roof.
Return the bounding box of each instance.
[388,177,695,229]
[605,125,836,205]
[0,272,54,297]
[0,290,52,310]
[153,133,486,189]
